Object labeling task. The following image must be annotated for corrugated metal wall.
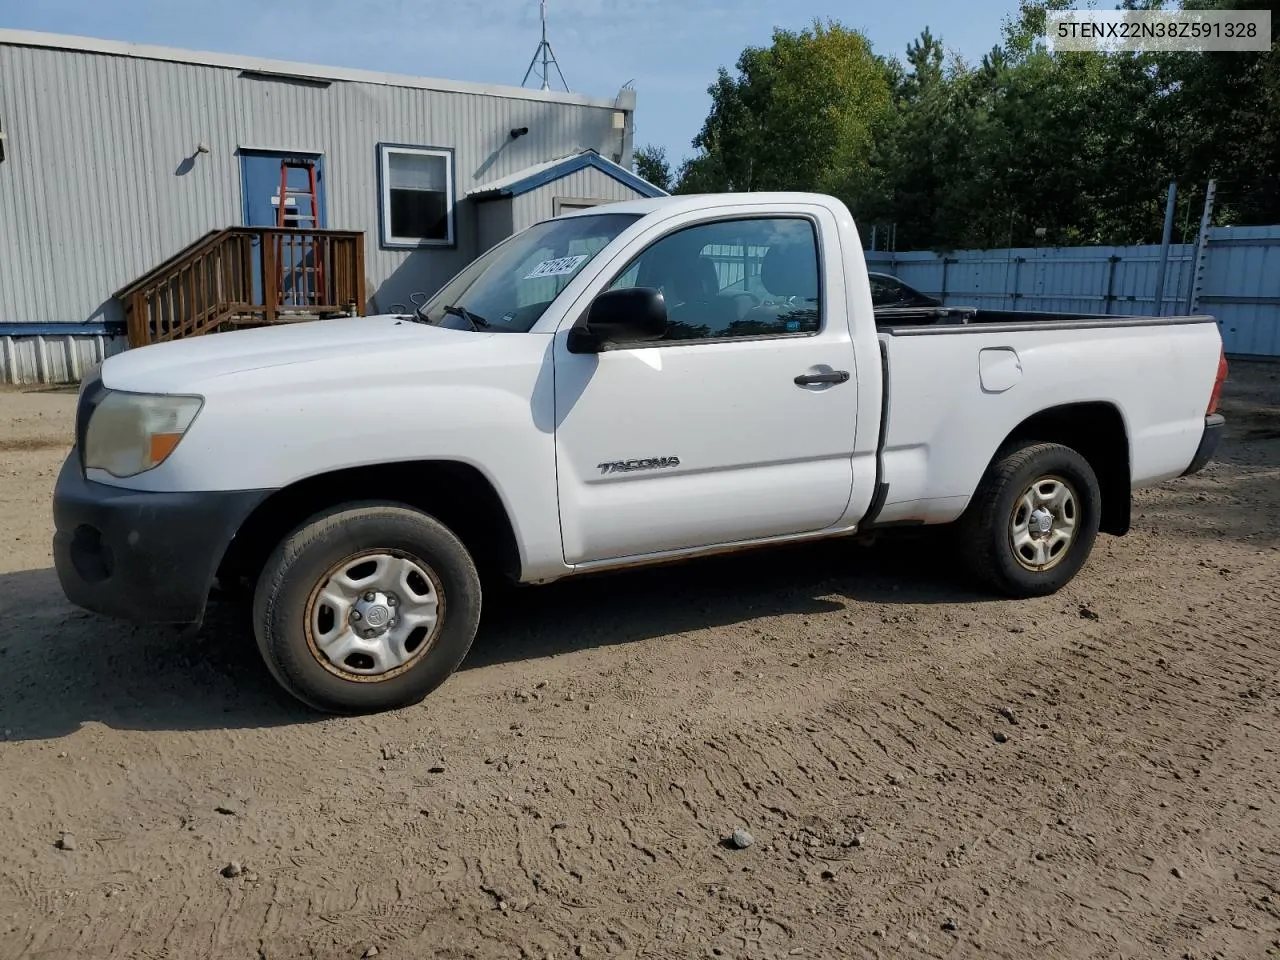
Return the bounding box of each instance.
[0,40,634,329]
[476,200,515,257]
[866,228,1280,357]
[865,243,1198,316]
[0,334,126,385]
[511,167,650,232]
[1194,226,1280,357]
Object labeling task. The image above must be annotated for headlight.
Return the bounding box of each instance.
[83,390,203,478]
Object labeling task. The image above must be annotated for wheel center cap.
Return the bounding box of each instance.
[363,603,391,628]
[1030,507,1054,538]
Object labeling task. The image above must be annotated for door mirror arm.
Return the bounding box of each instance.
[567,287,668,353]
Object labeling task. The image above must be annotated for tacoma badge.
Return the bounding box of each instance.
[597,457,681,475]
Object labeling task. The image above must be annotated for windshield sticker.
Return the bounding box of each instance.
[523,255,588,279]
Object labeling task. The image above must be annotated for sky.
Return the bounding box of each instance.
[0,0,1013,168]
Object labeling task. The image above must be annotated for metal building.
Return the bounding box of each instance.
[0,30,666,383]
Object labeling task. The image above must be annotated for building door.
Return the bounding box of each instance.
[239,150,328,307]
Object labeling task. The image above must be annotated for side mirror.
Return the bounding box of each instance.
[568,287,667,353]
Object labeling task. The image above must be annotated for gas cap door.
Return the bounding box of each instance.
[979,347,1022,393]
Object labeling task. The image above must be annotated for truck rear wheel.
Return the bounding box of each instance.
[252,501,482,714]
[959,442,1101,598]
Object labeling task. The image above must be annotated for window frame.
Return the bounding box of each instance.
[595,213,827,349]
[376,142,457,250]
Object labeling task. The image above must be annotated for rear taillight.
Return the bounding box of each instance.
[1206,347,1228,416]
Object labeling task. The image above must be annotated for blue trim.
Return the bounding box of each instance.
[375,142,458,251]
[473,151,668,200]
[0,322,125,337]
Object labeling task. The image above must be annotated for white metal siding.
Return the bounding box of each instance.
[0,334,126,385]
[511,167,651,232]
[0,41,634,328]
[476,199,514,257]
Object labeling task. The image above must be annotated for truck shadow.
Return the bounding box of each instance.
[0,568,307,741]
[0,532,985,741]
[464,531,993,670]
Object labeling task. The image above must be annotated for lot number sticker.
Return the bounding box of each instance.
[524,255,588,279]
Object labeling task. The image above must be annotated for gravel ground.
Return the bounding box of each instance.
[1,362,1278,960]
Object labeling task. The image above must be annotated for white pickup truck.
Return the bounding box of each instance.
[53,193,1228,714]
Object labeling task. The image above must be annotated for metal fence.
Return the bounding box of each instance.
[866,224,1280,357]
[1193,225,1280,357]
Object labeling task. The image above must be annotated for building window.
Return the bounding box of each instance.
[378,144,454,248]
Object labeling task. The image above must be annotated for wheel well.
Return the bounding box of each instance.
[216,461,523,591]
[1000,402,1131,536]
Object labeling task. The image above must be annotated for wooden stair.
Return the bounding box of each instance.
[114,227,366,348]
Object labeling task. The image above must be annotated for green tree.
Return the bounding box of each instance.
[864,29,988,249]
[1159,0,1280,226]
[633,144,673,193]
[675,0,1280,249]
[674,19,894,202]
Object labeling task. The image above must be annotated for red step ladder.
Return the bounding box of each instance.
[274,159,325,308]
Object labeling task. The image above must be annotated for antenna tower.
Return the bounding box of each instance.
[522,0,569,92]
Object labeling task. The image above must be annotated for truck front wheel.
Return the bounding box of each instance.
[252,502,482,714]
[959,442,1102,598]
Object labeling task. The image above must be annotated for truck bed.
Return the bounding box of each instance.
[869,313,1222,527]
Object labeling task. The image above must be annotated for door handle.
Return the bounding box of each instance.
[794,370,850,386]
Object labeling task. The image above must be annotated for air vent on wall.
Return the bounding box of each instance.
[238,69,332,89]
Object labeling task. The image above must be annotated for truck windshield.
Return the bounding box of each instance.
[416,212,643,332]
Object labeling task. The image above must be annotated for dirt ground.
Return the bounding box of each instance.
[1,363,1279,960]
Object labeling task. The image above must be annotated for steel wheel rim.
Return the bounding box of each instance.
[304,550,445,682]
[1008,474,1079,573]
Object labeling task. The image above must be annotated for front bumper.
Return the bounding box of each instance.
[1180,414,1226,478]
[52,450,270,625]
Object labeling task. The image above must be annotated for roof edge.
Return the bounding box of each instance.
[469,150,668,201]
[0,29,635,110]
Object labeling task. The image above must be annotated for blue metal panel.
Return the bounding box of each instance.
[867,231,1280,356]
[0,321,124,335]
[1200,225,1280,356]
[865,244,1204,320]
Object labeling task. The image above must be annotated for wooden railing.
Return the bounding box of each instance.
[115,227,366,348]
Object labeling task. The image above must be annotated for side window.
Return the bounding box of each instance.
[868,274,906,306]
[604,217,821,342]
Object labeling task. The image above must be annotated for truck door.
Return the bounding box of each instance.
[552,209,859,565]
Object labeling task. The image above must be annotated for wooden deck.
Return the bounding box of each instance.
[114,227,366,348]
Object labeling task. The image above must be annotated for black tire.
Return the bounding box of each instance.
[252,501,482,714]
[958,442,1102,598]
